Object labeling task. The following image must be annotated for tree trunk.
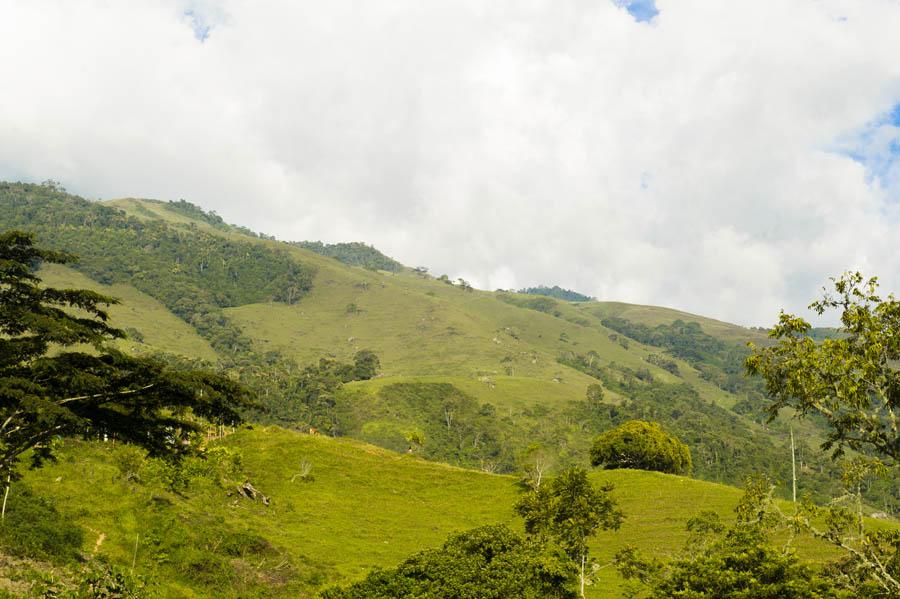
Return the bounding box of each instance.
[790,425,797,503]
[1,475,9,520]
[580,553,586,598]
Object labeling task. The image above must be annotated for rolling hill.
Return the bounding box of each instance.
[8,428,862,598]
[0,181,876,497]
[1,180,897,596]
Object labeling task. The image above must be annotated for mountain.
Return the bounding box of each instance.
[0,181,873,497]
[1,181,897,596]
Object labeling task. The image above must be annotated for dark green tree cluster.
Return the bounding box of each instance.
[0,182,316,355]
[292,240,403,272]
[497,293,563,317]
[601,316,766,399]
[163,199,227,228]
[519,285,594,302]
[590,420,692,475]
[335,382,516,472]
[645,353,680,376]
[321,525,576,599]
[558,351,809,492]
[240,350,381,433]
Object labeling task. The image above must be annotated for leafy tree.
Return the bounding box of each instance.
[585,384,605,413]
[590,420,692,475]
[747,273,900,595]
[518,442,556,490]
[320,524,576,598]
[747,272,900,465]
[352,349,380,380]
[515,466,623,598]
[0,231,253,516]
[616,476,841,598]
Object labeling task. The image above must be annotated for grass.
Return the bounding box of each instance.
[101,197,750,415]
[15,427,881,598]
[37,264,218,361]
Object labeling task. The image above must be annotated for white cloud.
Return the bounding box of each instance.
[1,0,899,326]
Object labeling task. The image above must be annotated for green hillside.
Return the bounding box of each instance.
[0,183,873,500]
[10,427,855,598]
[1,182,898,597]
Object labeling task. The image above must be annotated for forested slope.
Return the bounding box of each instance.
[0,181,894,508]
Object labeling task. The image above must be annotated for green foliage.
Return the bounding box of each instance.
[0,231,255,487]
[498,293,563,317]
[0,183,315,354]
[590,420,692,475]
[645,353,680,376]
[0,485,84,562]
[163,199,226,228]
[616,476,842,598]
[559,350,804,490]
[320,524,577,599]
[520,285,594,302]
[516,467,623,597]
[292,240,403,272]
[77,560,150,598]
[335,382,517,472]
[747,272,900,464]
[239,350,381,432]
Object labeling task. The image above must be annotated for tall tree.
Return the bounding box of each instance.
[747,272,900,594]
[515,467,623,598]
[746,272,900,465]
[0,231,253,516]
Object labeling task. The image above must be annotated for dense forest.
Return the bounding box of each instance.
[291,241,404,272]
[0,183,315,354]
[520,285,594,302]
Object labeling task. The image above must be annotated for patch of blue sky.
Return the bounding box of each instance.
[614,0,659,23]
[831,102,900,194]
[184,8,212,42]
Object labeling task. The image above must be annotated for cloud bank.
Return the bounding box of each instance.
[2,0,900,325]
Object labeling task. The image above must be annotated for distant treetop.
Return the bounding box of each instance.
[292,241,404,272]
[519,285,594,302]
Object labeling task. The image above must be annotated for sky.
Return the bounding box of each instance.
[1,0,900,326]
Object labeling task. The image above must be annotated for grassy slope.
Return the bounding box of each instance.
[101,198,782,451]
[38,263,218,361]
[20,427,856,599]
[587,301,769,345]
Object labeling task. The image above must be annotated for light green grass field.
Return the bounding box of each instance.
[38,263,218,361]
[20,427,861,598]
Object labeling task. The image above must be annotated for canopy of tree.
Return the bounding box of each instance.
[519,285,594,302]
[292,240,403,272]
[748,272,900,465]
[591,420,692,475]
[0,231,254,494]
[320,525,576,598]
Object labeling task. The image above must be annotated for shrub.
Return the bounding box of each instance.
[590,420,692,475]
[0,485,84,562]
[321,525,576,598]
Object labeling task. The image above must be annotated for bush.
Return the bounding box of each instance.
[590,420,692,475]
[321,525,576,598]
[0,485,84,562]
